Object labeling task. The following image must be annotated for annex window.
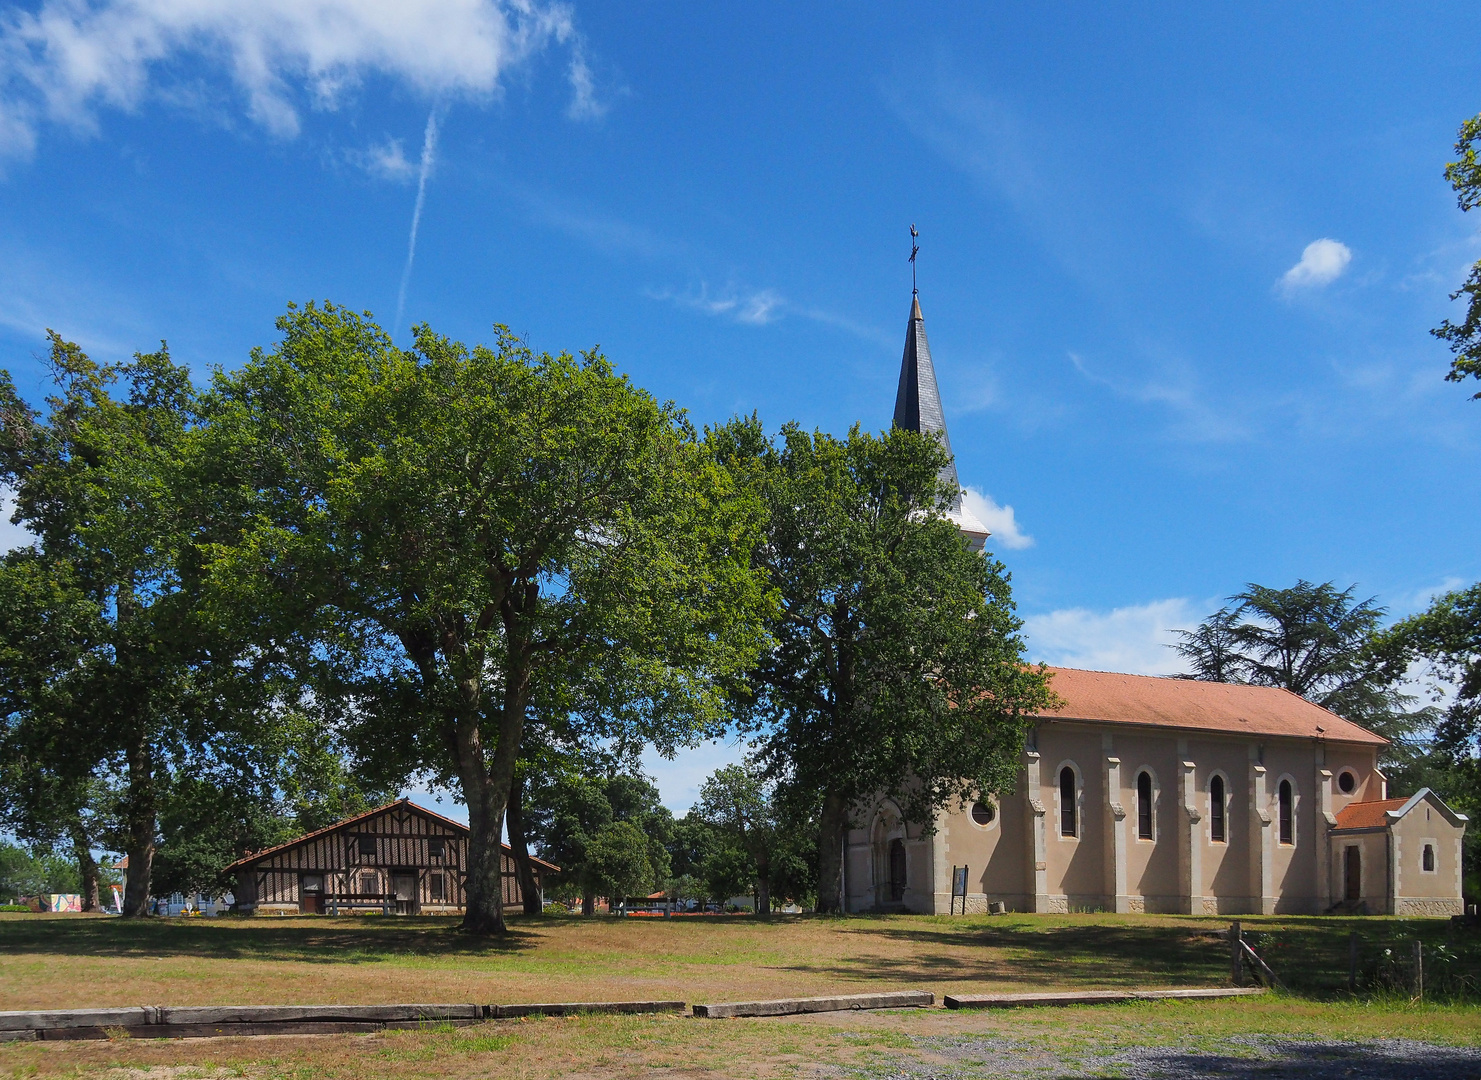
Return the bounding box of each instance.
[1337,770,1357,795]
[1422,844,1436,873]
[1136,771,1154,841]
[359,872,377,894]
[1210,775,1226,843]
[356,834,377,857]
[1059,766,1078,838]
[1278,780,1294,845]
[428,837,445,860]
[429,872,446,901]
[971,800,996,826]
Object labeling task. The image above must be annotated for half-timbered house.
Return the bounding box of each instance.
[226,799,557,916]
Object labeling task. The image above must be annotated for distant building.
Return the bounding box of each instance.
[848,292,1467,918]
[226,798,557,916]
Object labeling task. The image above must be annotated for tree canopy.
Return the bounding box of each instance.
[201,304,768,932]
[713,418,1054,912]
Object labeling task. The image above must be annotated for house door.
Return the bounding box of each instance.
[391,872,418,915]
[1344,847,1361,903]
[300,874,324,915]
[888,839,907,902]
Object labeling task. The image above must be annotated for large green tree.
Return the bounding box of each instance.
[714,419,1054,913]
[1434,114,1481,397]
[1174,581,1430,779]
[202,304,766,934]
[0,336,249,916]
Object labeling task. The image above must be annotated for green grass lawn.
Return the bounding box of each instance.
[0,911,1475,1078]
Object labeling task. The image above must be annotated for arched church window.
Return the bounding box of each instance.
[1137,771,1154,840]
[1423,843,1436,873]
[1059,766,1077,837]
[1278,779,1294,845]
[1210,775,1226,843]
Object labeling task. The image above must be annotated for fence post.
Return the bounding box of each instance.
[1413,939,1424,1002]
[1348,931,1359,993]
[1230,920,1243,987]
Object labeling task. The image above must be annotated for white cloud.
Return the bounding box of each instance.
[0,0,585,159]
[1281,238,1353,290]
[351,135,415,182]
[565,44,605,121]
[961,486,1032,549]
[649,283,785,326]
[1023,597,1213,676]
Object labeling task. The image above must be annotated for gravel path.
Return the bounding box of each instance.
[835,1033,1481,1079]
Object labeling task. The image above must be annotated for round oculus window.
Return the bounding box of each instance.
[971,801,996,826]
[1337,771,1357,794]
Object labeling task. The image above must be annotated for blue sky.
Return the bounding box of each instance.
[1,2,1479,816]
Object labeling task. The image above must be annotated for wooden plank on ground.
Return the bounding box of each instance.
[0,1008,148,1031]
[40,1021,390,1040]
[943,987,1266,1010]
[490,1001,685,1019]
[157,1004,482,1025]
[692,991,933,1019]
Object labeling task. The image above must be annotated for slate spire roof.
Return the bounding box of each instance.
[892,292,989,549]
[893,293,960,501]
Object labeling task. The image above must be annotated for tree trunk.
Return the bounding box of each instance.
[756,850,771,916]
[120,729,155,918]
[814,789,849,914]
[506,772,543,915]
[454,738,508,935]
[582,890,595,916]
[68,821,100,913]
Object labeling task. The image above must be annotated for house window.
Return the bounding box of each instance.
[1137,771,1154,841]
[357,835,376,857]
[1422,844,1436,873]
[1337,770,1357,795]
[360,872,377,894]
[971,801,996,826]
[429,873,446,901]
[1278,780,1294,845]
[1059,767,1078,838]
[428,838,445,859]
[1210,775,1226,843]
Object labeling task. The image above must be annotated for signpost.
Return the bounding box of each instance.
[950,865,968,915]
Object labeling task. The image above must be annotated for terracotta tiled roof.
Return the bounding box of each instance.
[1334,798,1408,830]
[224,798,560,874]
[1038,667,1387,746]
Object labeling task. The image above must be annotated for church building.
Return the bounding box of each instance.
[846,291,1467,918]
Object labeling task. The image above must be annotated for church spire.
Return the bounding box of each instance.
[893,289,960,499]
[892,224,989,550]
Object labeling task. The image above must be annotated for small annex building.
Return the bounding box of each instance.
[227,799,557,916]
[846,288,1469,919]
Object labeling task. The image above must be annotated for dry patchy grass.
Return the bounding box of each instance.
[1,912,1476,1079]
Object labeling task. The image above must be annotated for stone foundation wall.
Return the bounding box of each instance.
[1395,897,1463,917]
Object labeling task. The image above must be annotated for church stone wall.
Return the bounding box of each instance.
[851,719,1414,918]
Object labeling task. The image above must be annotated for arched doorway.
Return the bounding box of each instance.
[888,839,907,902]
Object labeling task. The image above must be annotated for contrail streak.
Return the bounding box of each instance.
[395,108,440,335]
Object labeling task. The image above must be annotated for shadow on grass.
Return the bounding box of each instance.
[777,921,1228,988]
[0,915,543,962]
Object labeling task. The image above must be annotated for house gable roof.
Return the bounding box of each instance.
[1334,788,1469,831]
[1038,667,1388,746]
[224,798,559,873]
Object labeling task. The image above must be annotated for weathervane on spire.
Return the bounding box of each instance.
[909,223,920,295]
